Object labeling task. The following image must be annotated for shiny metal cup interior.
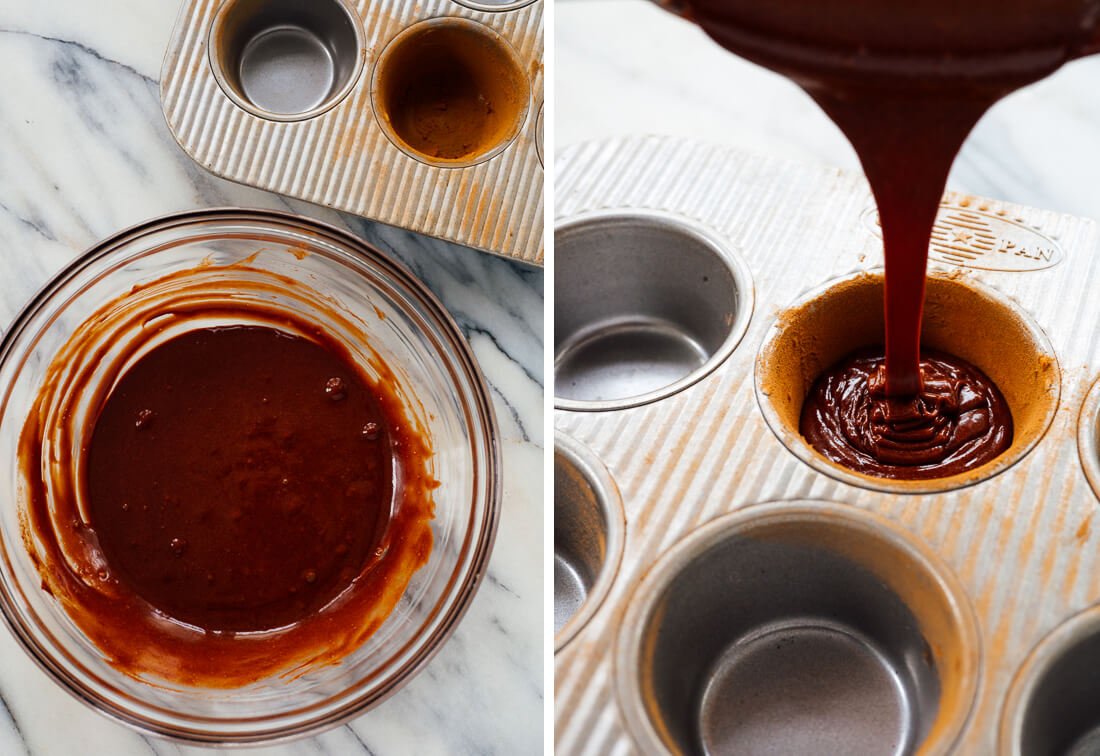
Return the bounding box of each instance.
[555,210,754,411]
[755,269,1060,494]
[208,0,364,121]
[370,17,531,168]
[554,432,625,652]
[1000,608,1100,755]
[615,500,980,756]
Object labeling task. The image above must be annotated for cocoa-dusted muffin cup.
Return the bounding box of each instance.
[756,269,1060,494]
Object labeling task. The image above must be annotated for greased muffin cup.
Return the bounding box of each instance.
[755,269,1059,495]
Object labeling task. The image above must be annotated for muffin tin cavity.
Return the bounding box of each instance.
[554,211,753,411]
[1001,609,1100,755]
[554,433,625,652]
[615,501,979,756]
[755,270,1060,494]
[209,0,364,120]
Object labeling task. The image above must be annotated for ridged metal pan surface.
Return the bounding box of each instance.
[161,0,544,266]
[553,135,1100,755]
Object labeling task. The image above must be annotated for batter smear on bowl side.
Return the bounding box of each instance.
[19,272,436,687]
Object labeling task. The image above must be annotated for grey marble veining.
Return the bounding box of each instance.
[0,1,543,754]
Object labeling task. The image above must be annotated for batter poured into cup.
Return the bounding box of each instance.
[662,0,1100,479]
[800,348,1012,480]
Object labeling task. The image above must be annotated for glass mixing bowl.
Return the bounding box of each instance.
[0,209,499,743]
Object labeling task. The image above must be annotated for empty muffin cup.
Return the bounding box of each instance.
[555,210,754,411]
[208,0,364,121]
[755,270,1060,494]
[371,18,530,167]
[554,432,626,652]
[1000,607,1100,755]
[615,500,979,756]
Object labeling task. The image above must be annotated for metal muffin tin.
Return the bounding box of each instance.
[554,135,1100,755]
[162,0,543,265]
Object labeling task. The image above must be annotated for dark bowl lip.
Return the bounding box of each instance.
[0,207,502,745]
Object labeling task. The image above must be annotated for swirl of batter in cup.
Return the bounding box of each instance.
[800,349,1012,479]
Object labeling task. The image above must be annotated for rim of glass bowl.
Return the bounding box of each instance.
[0,208,501,744]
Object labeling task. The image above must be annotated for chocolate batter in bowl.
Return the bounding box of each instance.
[755,270,1059,494]
[0,209,499,743]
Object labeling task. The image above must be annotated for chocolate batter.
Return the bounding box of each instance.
[673,0,1100,474]
[86,326,392,633]
[801,349,1012,479]
[19,262,436,687]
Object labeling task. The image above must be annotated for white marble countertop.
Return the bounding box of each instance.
[0,1,543,754]
[558,0,1100,222]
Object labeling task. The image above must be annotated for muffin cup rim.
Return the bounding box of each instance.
[1076,374,1100,504]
